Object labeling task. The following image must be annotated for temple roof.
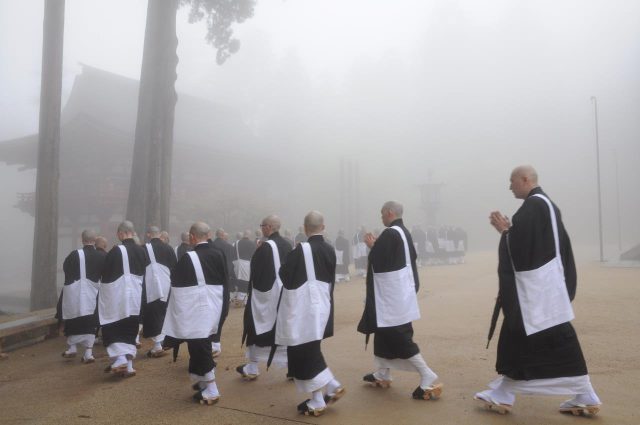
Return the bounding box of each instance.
[0,65,290,230]
[0,64,258,169]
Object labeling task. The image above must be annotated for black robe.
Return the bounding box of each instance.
[294,232,307,246]
[412,228,427,258]
[142,237,177,338]
[242,231,292,347]
[357,219,421,359]
[208,238,232,344]
[100,238,149,348]
[56,245,106,336]
[176,242,192,261]
[169,242,228,376]
[279,235,335,380]
[232,237,256,293]
[334,235,351,275]
[494,187,587,380]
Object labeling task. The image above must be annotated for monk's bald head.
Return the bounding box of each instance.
[81,229,97,245]
[511,165,538,184]
[189,222,211,244]
[304,210,325,236]
[510,165,539,199]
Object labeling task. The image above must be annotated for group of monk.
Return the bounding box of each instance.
[56,166,602,418]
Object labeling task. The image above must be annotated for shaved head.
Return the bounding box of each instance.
[190,222,211,242]
[146,225,161,238]
[181,232,190,243]
[81,229,97,244]
[117,221,135,241]
[263,215,281,231]
[510,165,540,199]
[117,220,135,234]
[381,201,404,227]
[261,214,281,237]
[382,201,403,217]
[511,165,538,184]
[95,236,107,250]
[304,210,325,235]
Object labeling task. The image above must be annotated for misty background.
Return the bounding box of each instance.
[1,0,639,308]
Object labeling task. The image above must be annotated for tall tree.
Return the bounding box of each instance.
[126,0,255,236]
[31,0,65,310]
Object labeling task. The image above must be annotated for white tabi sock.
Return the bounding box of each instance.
[153,341,162,352]
[83,348,93,359]
[408,354,438,388]
[374,368,391,381]
[202,381,220,398]
[326,378,342,395]
[245,362,259,376]
[66,344,77,354]
[127,359,134,372]
[571,389,602,406]
[476,387,516,406]
[112,355,127,368]
[307,390,326,409]
[211,342,221,353]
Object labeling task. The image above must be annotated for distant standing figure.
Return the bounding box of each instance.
[294,226,307,246]
[231,230,256,306]
[334,230,351,282]
[175,231,193,260]
[158,231,169,244]
[352,226,368,277]
[95,236,108,253]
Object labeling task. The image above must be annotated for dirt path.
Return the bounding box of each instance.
[1,252,638,424]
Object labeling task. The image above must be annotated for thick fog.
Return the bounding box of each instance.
[1,0,639,308]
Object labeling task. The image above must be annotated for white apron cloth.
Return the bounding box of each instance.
[445,239,455,252]
[373,226,421,328]
[62,249,100,320]
[251,240,283,335]
[426,241,435,254]
[233,241,251,281]
[335,249,344,266]
[275,242,331,347]
[145,243,171,303]
[162,251,223,339]
[509,194,574,336]
[354,241,368,258]
[98,245,143,325]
